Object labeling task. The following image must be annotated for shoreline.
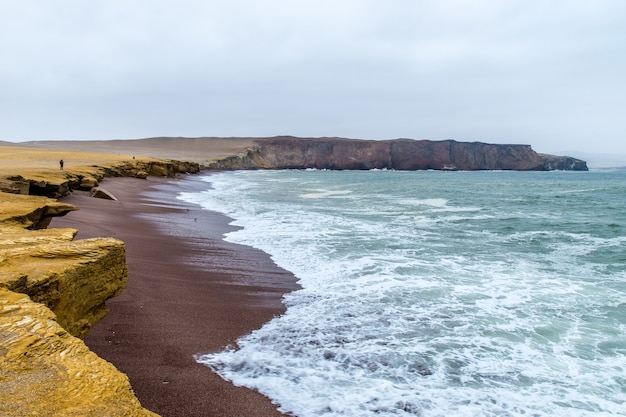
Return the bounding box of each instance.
[51,174,299,417]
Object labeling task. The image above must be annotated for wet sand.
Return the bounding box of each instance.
[51,174,299,417]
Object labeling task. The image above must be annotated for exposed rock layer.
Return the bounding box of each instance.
[0,153,186,416]
[538,153,589,171]
[0,192,78,229]
[0,158,200,198]
[0,190,156,415]
[206,137,588,171]
[0,288,158,417]
[0,225,128,338]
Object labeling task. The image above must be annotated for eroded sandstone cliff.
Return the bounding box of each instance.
[0,158,200,198]
[0,288,158,417]
[0,153,188,416]
[0,226,128,338]
[0,190,158,416]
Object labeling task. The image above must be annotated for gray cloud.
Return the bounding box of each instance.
[1,0,625,157]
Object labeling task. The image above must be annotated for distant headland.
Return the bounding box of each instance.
[10,136,588,171]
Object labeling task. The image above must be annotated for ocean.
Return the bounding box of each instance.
[179,169,626,417]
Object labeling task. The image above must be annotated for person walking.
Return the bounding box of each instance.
[59,159,64,170]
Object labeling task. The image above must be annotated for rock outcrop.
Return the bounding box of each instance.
[0,191,78,230]
[0,288,158,417]
[538,153,589,171]
[206,137,588,171]
[100,159,201,179]
[0,226,128,338]
[0,158,200,198]
[0,152,172,415]
[0,189,158,415]
[90,186,118,200]
[0,192,119,337]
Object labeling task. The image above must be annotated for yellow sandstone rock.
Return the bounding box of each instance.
[0,288,158,417]
[0,194,157,415]
[0,146,174,416]
[1,191,128,337]
[0,144,199,198]
[0,227,128,338]
[0,191,78,229]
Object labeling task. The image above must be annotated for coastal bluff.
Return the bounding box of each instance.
[0,146,199,416]
[206,137,588,171]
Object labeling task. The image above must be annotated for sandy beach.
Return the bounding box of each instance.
[51,174,299,417]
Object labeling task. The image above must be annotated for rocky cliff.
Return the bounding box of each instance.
[0,288,158,417]
[0,191,157,416]
[206,137,588,171]
[0,153,193,416]
[0,226,128,338]
[538,153,589,171]
[0,158,200,198]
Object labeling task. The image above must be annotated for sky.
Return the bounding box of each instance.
[1,0,625,159]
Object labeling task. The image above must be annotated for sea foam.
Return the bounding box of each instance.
[182,169,626,417]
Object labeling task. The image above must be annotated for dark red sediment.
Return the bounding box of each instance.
[51,175,299,417]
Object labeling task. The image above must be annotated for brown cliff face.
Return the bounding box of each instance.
[447,141,546,170]
[206,137,588,171]
[256,137,392,169]
[538,154,589,171]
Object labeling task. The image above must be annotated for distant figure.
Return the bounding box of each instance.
[59,159,64,170]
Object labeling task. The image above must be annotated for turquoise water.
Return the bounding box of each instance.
[180,169,626,417]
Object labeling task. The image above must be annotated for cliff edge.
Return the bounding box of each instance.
[206,136,588,171]
[0,192,157,416]
[0,288,158,417]
[0,148,200,416]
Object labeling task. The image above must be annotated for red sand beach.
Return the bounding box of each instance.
[51,175,299,417]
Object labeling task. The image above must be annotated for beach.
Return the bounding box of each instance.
[182,169,626,416]
[51,174,299,417]
[2,139,621,416]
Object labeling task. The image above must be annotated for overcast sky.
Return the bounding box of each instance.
[1,0,625,157]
